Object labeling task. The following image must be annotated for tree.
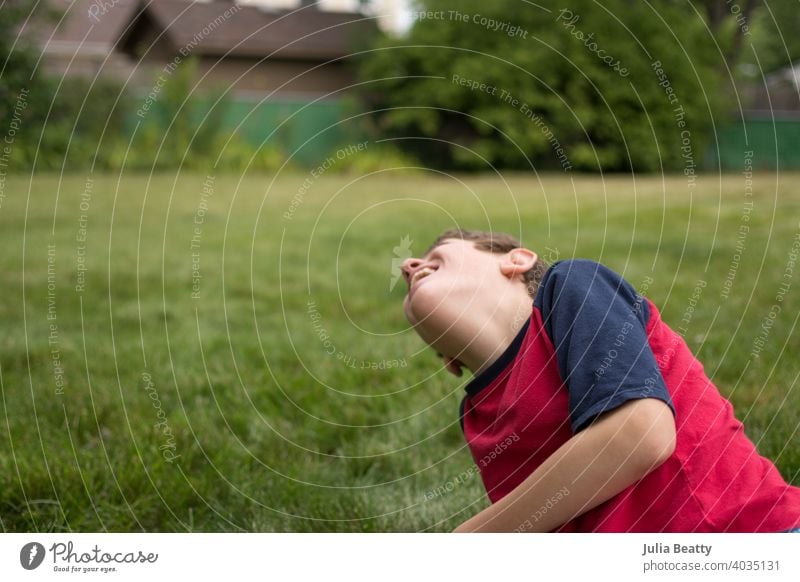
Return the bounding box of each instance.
[0,0,48,130]
[691,0,762,67]
[357,0,736,171]
[744,0,800,73]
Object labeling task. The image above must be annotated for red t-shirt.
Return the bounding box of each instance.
[460,259,800,532]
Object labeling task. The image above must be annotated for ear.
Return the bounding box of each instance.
[499,248,538,280]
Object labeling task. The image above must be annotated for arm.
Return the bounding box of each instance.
[453,397,676,532]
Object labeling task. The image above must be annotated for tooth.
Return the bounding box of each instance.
[415,267,434,284]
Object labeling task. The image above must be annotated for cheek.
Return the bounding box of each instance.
[423,273,481,302]
[407,278,471,322]
[403,288,440,329]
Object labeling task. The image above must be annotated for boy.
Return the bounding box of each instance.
[400,228,800,532]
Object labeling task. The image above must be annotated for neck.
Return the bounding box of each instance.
[453,291,533,376]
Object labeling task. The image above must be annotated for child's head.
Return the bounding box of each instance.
[400,228,545,376]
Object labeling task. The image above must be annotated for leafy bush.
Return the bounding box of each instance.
[128,58,248,171]
[326,143,420,174]
[13,76,129,171]
[6,52,288,172]
[357,0,730,172]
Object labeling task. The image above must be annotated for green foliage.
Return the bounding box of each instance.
[6,55,286,172]
[129,58,230,171]
[13,76,129,171]
[0,0,288,175]
[0,0,57,146]
[745,1,800,73]
[121,59,287,172]
[325,143,421,173]
[126,58,289,172]
[358,0,729,171]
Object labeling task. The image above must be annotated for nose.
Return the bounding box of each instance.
[401,257,423,284]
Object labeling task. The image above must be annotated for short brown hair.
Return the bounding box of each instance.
[424,228,547,298]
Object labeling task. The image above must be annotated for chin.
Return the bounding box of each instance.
[404,284,439,322]
[405,285,462,337]
[403,298,426,329]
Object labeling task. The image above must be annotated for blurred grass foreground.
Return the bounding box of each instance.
[0,171,798,532]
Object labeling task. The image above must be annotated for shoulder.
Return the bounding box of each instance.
[535,258,648,323]
[536,258,634,300]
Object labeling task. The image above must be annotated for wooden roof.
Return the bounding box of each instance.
[40,0,377,61]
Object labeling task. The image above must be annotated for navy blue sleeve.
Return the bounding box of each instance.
[534,259,675,433]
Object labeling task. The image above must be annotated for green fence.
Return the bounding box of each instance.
[131,97,800,172]
[707,116,800,170]
[129,96,356,167]
[222,97,356,166]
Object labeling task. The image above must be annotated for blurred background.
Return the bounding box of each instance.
[0,0,798,532]
[3,0,800,172]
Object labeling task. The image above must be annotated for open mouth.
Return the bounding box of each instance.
[409,265,438,293]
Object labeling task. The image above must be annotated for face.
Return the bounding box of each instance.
[400,239,507,347]
[400,237,538,375]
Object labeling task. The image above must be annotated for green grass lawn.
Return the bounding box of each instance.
[1,170,798,532]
